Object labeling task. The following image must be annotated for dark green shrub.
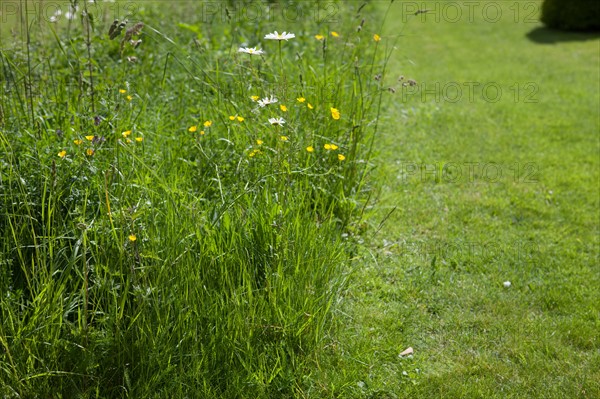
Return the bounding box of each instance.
[541,0,600,31]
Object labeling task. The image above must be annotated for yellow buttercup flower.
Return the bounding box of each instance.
[306,146,314,153]
[119,89,127,94]
[373,34,381,42]
[237,116,244,122]
[86,149,95,156]
[315,34,324,40]
[297,97,306,103]
[280,105,287,112]
[338,154,346,161]
[85,135,94,141]
[203,120,212,127]
[126,95,133,101]
[324,143,339,150]
[307,103,314,109]
[280,136,289,141]
[251,95,260,101]
[135,137,144,142]
[58,150,67,158]
[188,125,198,132]
[330,107,341,120]
[122,130,132,137]
[73,139,83,145]
[330,31,339,37]
[256,139,264,145]
[229,115,235,121]
[128,234,137,242]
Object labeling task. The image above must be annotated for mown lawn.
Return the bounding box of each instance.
[321,1,599,398]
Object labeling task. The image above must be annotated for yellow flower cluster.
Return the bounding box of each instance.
[248,149,262,157]
[189,120,212,135]
[121,130,143,143]
[302,143,345,161]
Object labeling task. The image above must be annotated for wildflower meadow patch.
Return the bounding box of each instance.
[0,0,395,396]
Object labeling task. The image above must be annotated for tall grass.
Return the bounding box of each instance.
[0,0,392,396]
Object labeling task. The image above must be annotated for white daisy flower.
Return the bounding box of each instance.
[258,96,278,107]
[238,47,265,55]
[268,117,286,126]
[264,31,296,41]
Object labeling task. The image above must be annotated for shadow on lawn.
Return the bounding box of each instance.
[527,26,600,44]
